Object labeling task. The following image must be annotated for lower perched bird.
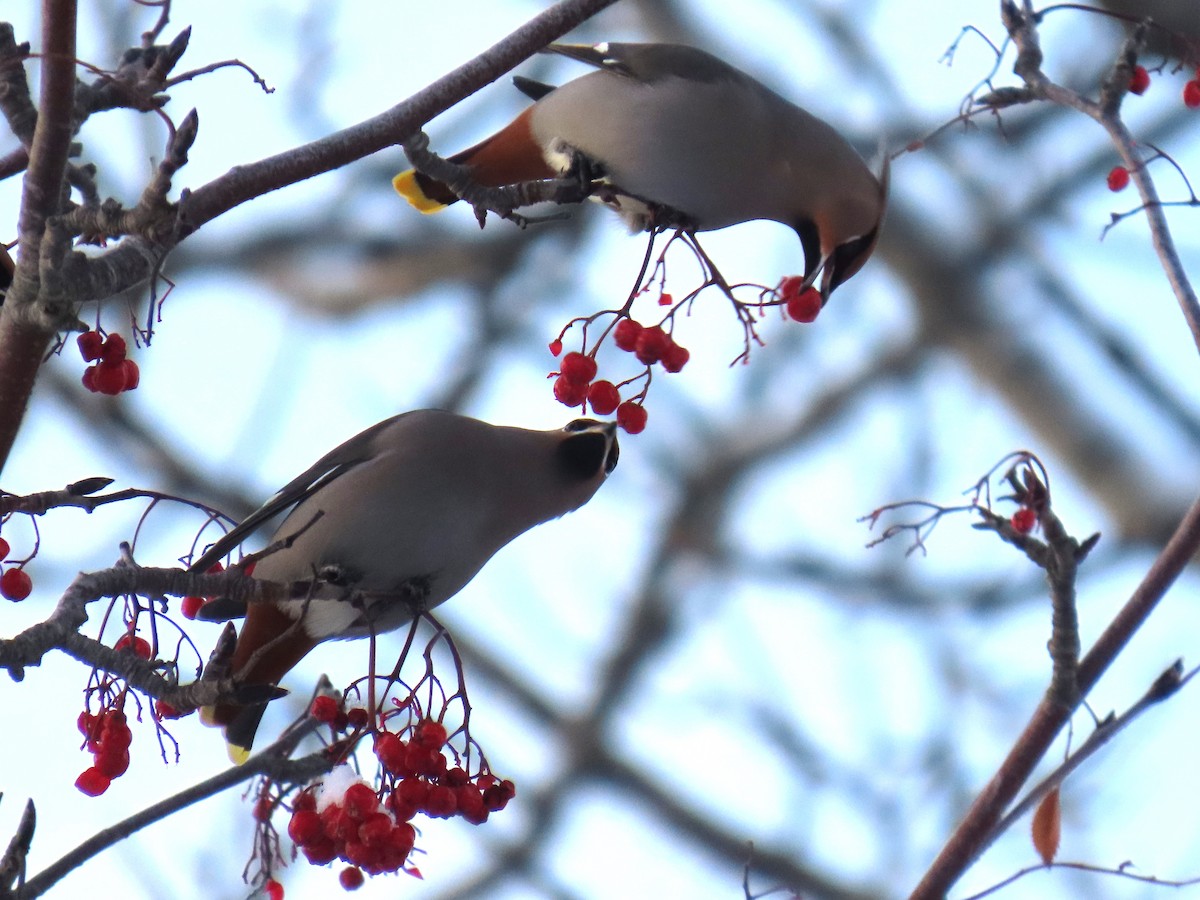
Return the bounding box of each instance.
[190,410,619,762]
[394,42,888,300]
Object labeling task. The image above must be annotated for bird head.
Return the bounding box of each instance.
[797,155,890,303]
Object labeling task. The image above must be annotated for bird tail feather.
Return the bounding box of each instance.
[393,169,452,213]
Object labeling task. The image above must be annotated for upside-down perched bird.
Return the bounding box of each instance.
[191,410,619,762]
[394,42,888,300]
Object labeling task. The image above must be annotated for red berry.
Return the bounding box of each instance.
[81,366,98,392]
[548,338,563,357]
[587,380,620,416]
[77,331,104,362]
[786,286,822,323]
[301,838,337,866]
[344,782,379,819]
[657,292,674,307]
[94,359,128,395]
[777,274,804,301]
[319,803,354,841]
[310,695,340,723]
[559,351,597,384]
[155,700,185,719]
[616,401,648,435]
[358,812,393,847]
[339,867,365,891]
[414,719,448,748]
[373,731,405,770]
[387,794,418,824]
[253,796,274,822]
[1129,65,1150,95]
[1106,166,1130,192]
[661,344,690,373]
[343,840,375,870]
[345,707,369,730]
[386,823,416,866]
[0,537,9,559]
[395,777,430,807]
[180,595,204,619]
[1,568,32,601]
[634,326,670,364]
[121,359,140,391]
[264,879,285,900]
[422,784,457,818]
[1011,507,1037,534]
[96,746,130,779]
[553,374,588,408]
[1185,80,1200,109]
[100,712,132,750]
[75,766,111,796]
[612,318,643,351]
[456,784,488,824]
[292,789,317,812]
[115,634,152,659]
[483,781,515,811]
[77,710,97,736]
[100,333,127,363]
[402,740,440,776]
[288,808,322,845]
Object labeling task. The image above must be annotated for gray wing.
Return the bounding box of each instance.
[188,413,408,573]
[542,42,738,85]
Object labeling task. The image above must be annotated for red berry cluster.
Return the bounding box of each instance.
[549,343,652,435]
[78,331,139,396]
[75,706,133,796]
[611,319,691,373]
[1185,67,1200,109]
[1010,506,1038,534]
[286,714,514,890]
[0,537,32,601]
[778,276,822,323]
[310,694,371,733]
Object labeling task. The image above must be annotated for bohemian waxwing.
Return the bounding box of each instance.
[394,42,888,300]
[190,410,619,762]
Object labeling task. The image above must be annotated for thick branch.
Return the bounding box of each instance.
[0,4,78,477]
[9,0,77,311]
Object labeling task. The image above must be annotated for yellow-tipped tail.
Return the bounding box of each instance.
[199,705,251,764]
[393,170,448,213]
